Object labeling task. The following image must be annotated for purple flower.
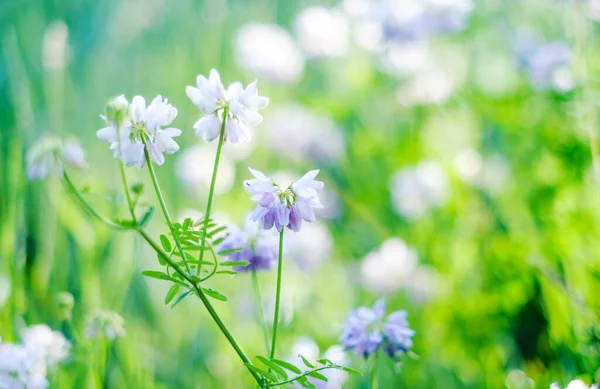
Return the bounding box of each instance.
[244,168,324,232]
[340,300,414,359]
[218,216,278,272]
[516,41,573,92]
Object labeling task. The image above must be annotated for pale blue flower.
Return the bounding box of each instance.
[516,41,573,92]
[219,216,278,271]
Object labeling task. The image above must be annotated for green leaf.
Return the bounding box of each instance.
[220,261,249,267]
[339,366,362,375]
[307,371,328,382]
[159,234,172,252]
[316,359,333,365]
[256,356,288,379]
[202,288,227,301]
[139,206,154,226]
[208,225,227,236]
[212,237,225,246]
[216,270,238,275]
[297,376,316,389]
[217,247,244,255]
[271,359,302,374]
[182,217,192,231]
[171,290,193,309]
[299,354,315,368]
[164,284,180,304]
[157,253,167,266]
[141,271,187,287]
[244,364,277,382]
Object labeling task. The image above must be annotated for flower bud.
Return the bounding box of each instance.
[105,94,129,123]
[56,292,74,320]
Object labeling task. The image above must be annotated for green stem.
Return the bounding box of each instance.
[371,350,379,389]
[271,366,339,387]
[115,122,136,221]
[136,227,263,386]
[143,146,192,275]
[198,108,227,270]
[252,269,270,355]
[62,170,128,230]
[269,229,285,359]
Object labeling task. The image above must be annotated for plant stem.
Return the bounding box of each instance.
[198,108,228,270]
[370,350,379,389]
[252,269,270,355]
[115,122,136,221]
[62,170,127,230]
[143,147,192,274]
[269,229,285,359]
[136,227,263,386]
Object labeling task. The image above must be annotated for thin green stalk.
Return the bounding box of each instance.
[136,227,263,386]
[370,351,379,389]
[142,147,192,275]
[62,170,127,230]
[115,122,136,221]
[252,269,270,355]
[198,108,227,270]
[269,229,285,359]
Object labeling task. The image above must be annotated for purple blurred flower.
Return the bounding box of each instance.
[244,168,324,232]
[516,41,573,92]
[340,300,414,358]
[218,216,278,272]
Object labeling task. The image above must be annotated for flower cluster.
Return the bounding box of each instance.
[218,216,279,272]
[26,136,86,180]
[340,300,414,358]
[0,325,70,389]
[186,69,268,143]
[84,310,126,340]
[244,168,325,232]
[97,94,181,168]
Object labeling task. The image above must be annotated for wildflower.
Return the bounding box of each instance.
[294,7,350,58]
[97,95,181,168]
[186,69,268,143]
[550,380,598,389]
[219,216,278,272]
[284,222,332,272]
[516,41,573,92]
[84,310,126,340]
[244,168,324,232]
[389,161,447,220]
[235,24,304,84]
[340,300,414,358]
[26,137,86,180]
[20,325,70,367]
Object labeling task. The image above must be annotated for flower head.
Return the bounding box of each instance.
[20,325,70,368]
[244,168,324,232]
[84,310,126,340]
[26,136,86,181]
[550,381,598,389]
[340,300,414,358]
[186,69,268,144]
[218,216,278,272]
[97,95,181,168]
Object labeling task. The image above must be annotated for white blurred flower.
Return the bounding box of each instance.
[550,380,598,389]
[295,7,350,58]
[361,238,418,294]
[516,41,573,93]
[176,144,235,196]
[84,311,126,340]
[26,137,86,181]
[262,104,345,163]
[454,149,510,193]
[505,370,535,389]
[42,21,70,72]
[97,95,181,168]
[186,69,269,144]
[284,222,333,272]
[389,161,448,219]
[235,24,304,84]
[20,325,70,368]
[590,0,600,21]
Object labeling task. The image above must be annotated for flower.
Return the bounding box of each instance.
[84,310,126,340]
[361,238,418,293]
[340,300,414,358]
[235,24,304,84]
[244,168,325,232]
[284,222,332,272]
[294,6,350,58]
[218,216,278,272]
[516,41,574,92]
[550,380,598,389]
[389,161,448,219]
[20,325,70,368]
[97,95,181,168]
[176,145,236,196]
[26,137,86,180]
[186,69,268,144]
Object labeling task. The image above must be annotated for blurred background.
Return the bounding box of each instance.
[1,0,600,387]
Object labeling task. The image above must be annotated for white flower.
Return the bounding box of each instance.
[20,325,70,368]
[26,137,86,181]
[295,7,350,58]
[186,69,268,144]
[235,24,304,84]
[361,238,418,294]
[176,144,235,196]
[551,380,598,389]
[262,104,345,163]
[97,95,181,168]
[389,161,448,219]
[454,149,510,193]
[84,311,126,340]
[284,222,332,272]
